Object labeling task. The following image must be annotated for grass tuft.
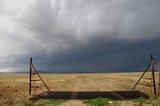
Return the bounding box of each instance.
[130,97,146,103]
[83,98,116,106]
[25,102,34,106]
[47,99,65,105]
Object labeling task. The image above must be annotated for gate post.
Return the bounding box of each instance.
[29,57,32,96]
[151,55,156,95]
[158,62,160,95]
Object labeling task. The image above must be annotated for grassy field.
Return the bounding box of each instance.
[0,72,160,106]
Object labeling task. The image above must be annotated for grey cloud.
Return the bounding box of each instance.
[0,0,160,72]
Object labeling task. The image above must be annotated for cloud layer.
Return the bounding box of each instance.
[0,0,160,72]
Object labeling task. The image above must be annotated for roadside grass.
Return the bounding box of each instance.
[25,99,65,106]
[47,99,65,105]
[83,98,118,106]
[128,96,160,105]
[25,102,34,106]
[129,97,147,103]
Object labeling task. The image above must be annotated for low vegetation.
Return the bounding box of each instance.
[129,97,147,103]
[83,98,117,106]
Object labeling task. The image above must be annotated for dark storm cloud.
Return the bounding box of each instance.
[0,0,160,73]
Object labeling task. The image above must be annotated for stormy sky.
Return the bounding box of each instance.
[0,0,160,73]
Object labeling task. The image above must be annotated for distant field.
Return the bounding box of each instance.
[0,72,160,106]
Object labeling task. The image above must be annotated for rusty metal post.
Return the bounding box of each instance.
[151,55,156,95]
[29,57,32,95]
[158,62,160,95]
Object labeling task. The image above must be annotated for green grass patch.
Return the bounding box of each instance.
[47,99,65,105]
[25,102,34,106]
[83,98,116,106]
[129,97,146,103]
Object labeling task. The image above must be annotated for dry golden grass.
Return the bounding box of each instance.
[0,72,159,105]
